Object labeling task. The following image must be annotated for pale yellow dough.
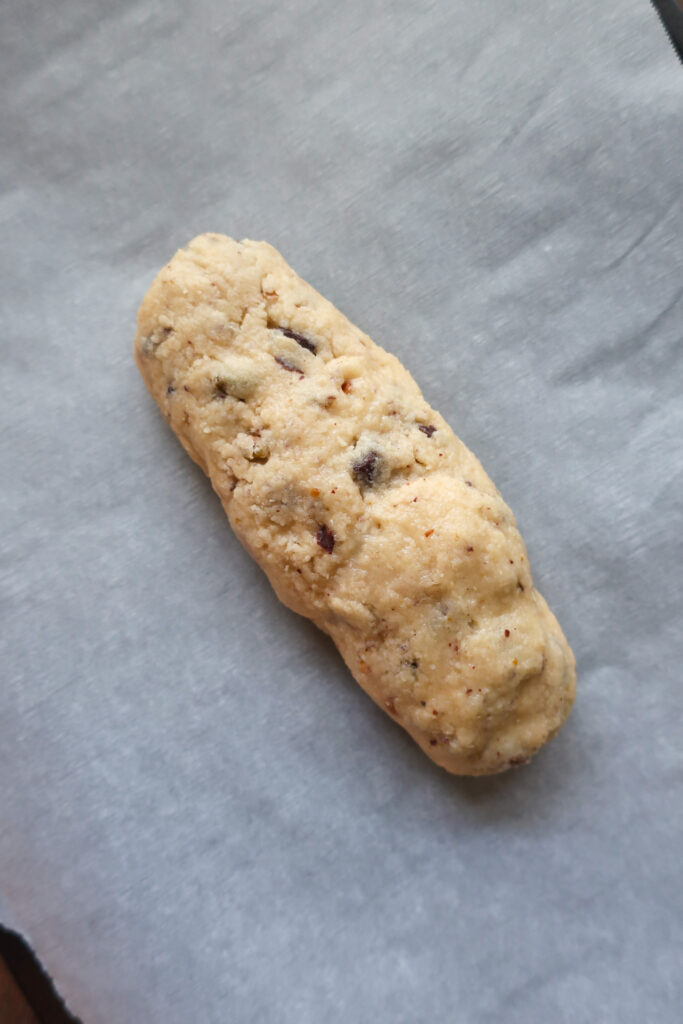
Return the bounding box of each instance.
[134,234,575,775]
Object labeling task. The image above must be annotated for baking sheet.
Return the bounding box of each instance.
[1,1,682,1021]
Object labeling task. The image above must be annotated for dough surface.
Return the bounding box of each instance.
[134,234,575,775]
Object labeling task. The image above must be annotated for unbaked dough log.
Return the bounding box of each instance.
[134,234,575,775]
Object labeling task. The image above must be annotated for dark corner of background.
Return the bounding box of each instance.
[0,927,81,1024]
[652,0,683,60]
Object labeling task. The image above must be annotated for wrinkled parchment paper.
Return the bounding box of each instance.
[1,2,682,1020]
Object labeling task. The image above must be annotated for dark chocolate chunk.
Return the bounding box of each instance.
[352,450,383,489]
[214,377,247,401]
[167,385,175,394]
[316,524,335,553]
[418,424,436,437]
[275,355,301,373]
[279,327,317,354]
[140,326,171,356]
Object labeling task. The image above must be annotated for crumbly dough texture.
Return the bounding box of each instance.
[134,234,575,775]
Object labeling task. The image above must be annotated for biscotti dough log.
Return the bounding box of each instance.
[134,234,575,775]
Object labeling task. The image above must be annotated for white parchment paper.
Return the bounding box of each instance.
[1,2,682,1021]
